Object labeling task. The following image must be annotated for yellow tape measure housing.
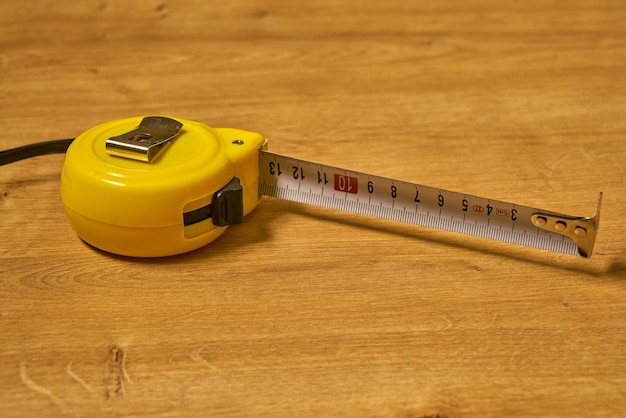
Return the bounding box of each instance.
[61,116,265,257]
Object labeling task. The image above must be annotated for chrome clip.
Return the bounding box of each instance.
[105,116,183,162]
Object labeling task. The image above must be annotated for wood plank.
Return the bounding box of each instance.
[1,1,625,416]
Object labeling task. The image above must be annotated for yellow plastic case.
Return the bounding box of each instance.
[61,116,265,257]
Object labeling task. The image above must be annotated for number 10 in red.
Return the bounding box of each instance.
[334,174,358,194]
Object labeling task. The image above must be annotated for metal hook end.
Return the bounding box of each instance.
[531,192,602,258]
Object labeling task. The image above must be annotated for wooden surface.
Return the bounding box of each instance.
[1,1,625,416]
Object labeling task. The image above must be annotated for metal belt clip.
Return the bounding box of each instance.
[105,116,183,162]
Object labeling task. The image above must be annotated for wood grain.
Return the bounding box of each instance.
[1,1,625,417]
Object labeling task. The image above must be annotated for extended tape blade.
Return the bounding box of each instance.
[258,150,601,257]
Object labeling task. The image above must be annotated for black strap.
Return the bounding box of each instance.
[0,139,74,166]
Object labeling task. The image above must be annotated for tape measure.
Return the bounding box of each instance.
[57,116,600,257]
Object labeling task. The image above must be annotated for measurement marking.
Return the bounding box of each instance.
[259,150,589,256]
[334,174,358,194]
[496,207,510,217]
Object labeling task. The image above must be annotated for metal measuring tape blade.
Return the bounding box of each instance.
[258,151,601,258]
